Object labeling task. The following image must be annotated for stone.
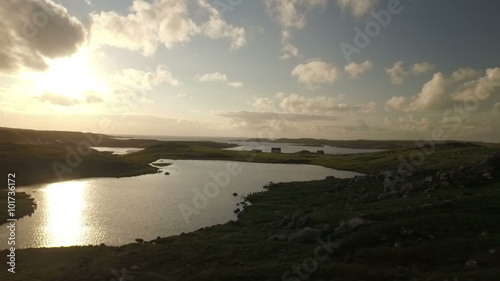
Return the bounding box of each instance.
[287,227,323,243]
[489,249,496,255]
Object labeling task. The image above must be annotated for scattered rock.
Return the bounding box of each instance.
[288,227,324,243]
[268,234,288,241]
[135,238,144,243]
[464,259,478,268]
[234,208,241,214]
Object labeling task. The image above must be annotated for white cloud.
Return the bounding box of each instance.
[292,60,340,89]
[252,97,275,109]
[279,93,376,114]
[35,92,79,106]
[451,67,480,81]
[113,65,181,90]
[90,0,246,56]
[411,62,435,75]
[451,67,500,101]
[264,0,327,59]
[0,0,86,74]
[337,0,378,18]
[385,73,448,111]
[227,82,243,88]
[385,61,408,85]
[196,72,228,82]
[344,60,373,79]
[386,61,436,84]
[386,67,500,112]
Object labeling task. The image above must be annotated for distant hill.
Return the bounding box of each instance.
[243,137,491,149]
[0,127,160,147]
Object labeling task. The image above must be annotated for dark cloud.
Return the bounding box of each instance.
[0,0,86,73]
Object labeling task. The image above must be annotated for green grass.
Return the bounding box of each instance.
[1,144,499,281]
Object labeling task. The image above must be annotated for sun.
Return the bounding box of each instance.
[31,49,106,99]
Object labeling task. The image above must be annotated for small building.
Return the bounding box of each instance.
[271,147,281,153]
[316,150,325,155]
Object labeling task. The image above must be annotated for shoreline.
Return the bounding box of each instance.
[1,144,499,280]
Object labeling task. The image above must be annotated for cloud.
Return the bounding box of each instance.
[264,0,327,59]
[385,73,448,111]
[385,67,500,112]
[83,91,104,104]
[451,67,500,101]
[385,61,408,85]
[386,61,435,84]
[35,92,79,106]
[218,111,340,128]
[337,0,378,18]
[252,97,275,109]
[90,0,246,56]
[227,81,243,88]
[292,60,340,89]
[0,0,86,73]
[411,62,435,75]
[196,72,228,82]
[344,60,373,79]
[113,65,181,90]
[451,67,480,81]
[197,0,247,50]
[279,93,376,114]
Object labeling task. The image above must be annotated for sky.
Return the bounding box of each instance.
[1,0,500,141]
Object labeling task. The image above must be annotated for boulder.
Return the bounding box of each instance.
[288,227,323,243]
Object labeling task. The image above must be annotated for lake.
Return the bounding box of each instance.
[224,140,384,154]
[0,160,362,249]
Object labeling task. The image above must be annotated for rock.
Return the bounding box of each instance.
[135,238,144,243]
[483,172,494,179]
[394,242,402,247]
[464,259,478,268]
[234,208,241,214]
[164,172,170,175]
[288,227,323,243]
[268,234,288,241]
[131,265,141,270]
[360,191,379,203]
[232,193,238,196]
[489,249,496,255]
[333,217,371,236]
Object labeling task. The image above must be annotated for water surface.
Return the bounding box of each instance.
[0,160,362,249]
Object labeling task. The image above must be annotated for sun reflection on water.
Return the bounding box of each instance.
[43,181,86,247]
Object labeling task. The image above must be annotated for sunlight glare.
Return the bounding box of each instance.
[44,181,86,247]
[32,49,106,99]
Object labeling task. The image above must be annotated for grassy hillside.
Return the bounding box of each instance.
[1,144,499,281]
